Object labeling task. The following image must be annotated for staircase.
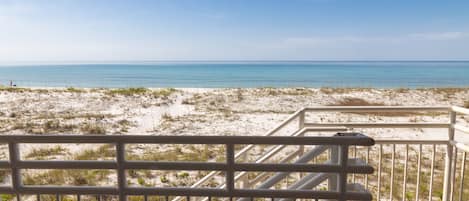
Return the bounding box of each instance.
[173,109,374,201]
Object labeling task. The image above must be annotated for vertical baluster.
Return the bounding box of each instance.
[443,110,456,201]
[77,195,81,201]
[377,144,382,201]
[458,151,466,201]
[402,144,409,201]
[338,145,349,201]
[429,144,436,201]
[390,144,395,200]
[365,146,370,189]
[298,111,305,182]
[117,143,126,201]
[226,144,235,195]
[56,194,60,201]
[416,144,422,201]
[329,146,339,191]
[451,148,458,201]
[352,145,357,183]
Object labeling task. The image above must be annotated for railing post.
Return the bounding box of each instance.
[328,146,339,192]
[298,110,305,181]
[443,110,456,201]
[117,142,126,201]
[338,145,349,201]
[226,144,235,196]
[298,109,305,129]
[240,152,249,189]
[8,142,21,201]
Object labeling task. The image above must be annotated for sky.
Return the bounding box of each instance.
[1,0,469,62]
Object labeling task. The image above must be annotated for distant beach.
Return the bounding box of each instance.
[0,61,468,88]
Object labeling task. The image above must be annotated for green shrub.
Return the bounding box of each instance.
[107,88,149,96]
[66,87,85,93]
[0,194,14,201]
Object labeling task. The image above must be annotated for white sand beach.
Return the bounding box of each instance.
[0,87,468,193]
[0,87,467,137]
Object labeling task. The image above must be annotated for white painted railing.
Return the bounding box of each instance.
[186,106,469,201]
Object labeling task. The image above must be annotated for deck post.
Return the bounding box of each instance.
[9,142,21,201]
[117,142,126,201]
[328,146,339,192]
[443,110,456,201]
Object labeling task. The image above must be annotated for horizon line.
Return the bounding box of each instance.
[1,59,469,65]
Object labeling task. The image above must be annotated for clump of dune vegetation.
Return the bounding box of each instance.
[79,122,106,134]
[152,88,177,98]
[328,97,385,106]
[320,87,373,94]
[10,120,77,134]
[66,87,86,93]
[105,87,178,97]
[25,146,68,160]
[23,169,113,186]
[106,87,149,96]
[74,144,115,160]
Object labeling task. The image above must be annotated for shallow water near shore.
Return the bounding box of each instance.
[0,61,468,88]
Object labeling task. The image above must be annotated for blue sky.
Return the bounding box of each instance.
[1,0,469,62]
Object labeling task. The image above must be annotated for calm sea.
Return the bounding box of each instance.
[0,61,468,88]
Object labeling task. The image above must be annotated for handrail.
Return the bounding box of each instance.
[0,135,374,145]
[452,106,469,115]
[304,106,450,112]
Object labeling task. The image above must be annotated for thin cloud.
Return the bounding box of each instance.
[408,32,467,40]
[282,32,468,48]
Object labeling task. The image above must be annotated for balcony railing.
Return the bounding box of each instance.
[0,134,374,201]
[0,106,468,201]
[182,106,469,201]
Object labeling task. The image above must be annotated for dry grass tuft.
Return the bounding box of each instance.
[25,146,68,159]
[327,97,445,117]
[80,123,106,134]
[320,87,373,94]
[328,97,385,106]
[152,88,177,98]
[106,87,149,96]
[66,87,86,93]
[417,87,467,95]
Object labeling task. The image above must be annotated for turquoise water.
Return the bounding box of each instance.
[0,61,468,88]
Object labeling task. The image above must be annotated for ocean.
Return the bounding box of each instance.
[0,61,468,88]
